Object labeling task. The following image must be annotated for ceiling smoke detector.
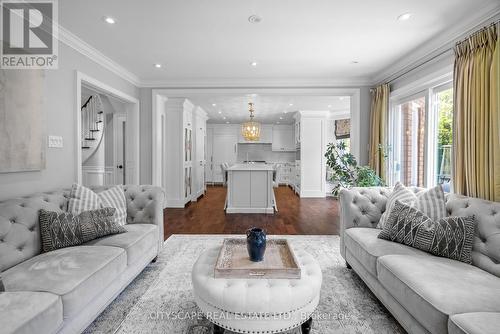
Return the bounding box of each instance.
[248,15,262,23]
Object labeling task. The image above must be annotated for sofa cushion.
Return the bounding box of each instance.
[2,245,126,319]
[344,228,430,276]
[84,224,157,265]
[0,291,63,334]
[377,255,500,334]
[448,312,500,334]
[39,207,125,252]
[378,183,446,228]
[378,201,476,264]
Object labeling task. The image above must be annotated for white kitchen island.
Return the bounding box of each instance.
[226,163,276,214]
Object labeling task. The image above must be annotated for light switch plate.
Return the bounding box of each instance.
[48,135,63,148]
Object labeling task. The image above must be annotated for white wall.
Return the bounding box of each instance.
[0,42,139,200]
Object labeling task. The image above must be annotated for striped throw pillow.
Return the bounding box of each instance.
[378,182,446,228]
[68,184,127,226]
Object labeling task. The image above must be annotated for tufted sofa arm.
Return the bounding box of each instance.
[339,187,392,259]
[91,185,165,254]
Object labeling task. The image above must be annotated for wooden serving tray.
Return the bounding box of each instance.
[214,238,301,279]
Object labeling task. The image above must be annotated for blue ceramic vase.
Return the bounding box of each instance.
[246,227,266,262]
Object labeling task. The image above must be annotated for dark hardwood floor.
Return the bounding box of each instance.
[163,185,340,240]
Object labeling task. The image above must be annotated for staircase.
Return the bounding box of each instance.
[81,94,105,163]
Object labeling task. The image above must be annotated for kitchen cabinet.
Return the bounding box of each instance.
[206,124,239,183]
[276,163,294,185]
[164,98,195,207]
[238,124,272,143]
[272,125,295,152]
[294,111,327,198]
[294,121,301,147]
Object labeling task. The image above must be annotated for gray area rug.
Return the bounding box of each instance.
[85,235,405,334]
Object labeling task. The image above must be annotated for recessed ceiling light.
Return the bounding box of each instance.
[212,103,216,107]
[289,103,294,106]
[218,111,222,114]
[339,97,345,101]
[279,117,283,120]
[397,13,412,21]
[226,121,230,124]
[248,15,262,24]
[250,61,258,67]
[223,117,226,120]
[154,63,162,68]
[103,16,116,24]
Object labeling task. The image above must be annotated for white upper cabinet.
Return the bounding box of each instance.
[272,125,295,151]
[238,124,272,143]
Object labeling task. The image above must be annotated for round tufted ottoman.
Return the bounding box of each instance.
[192,246,322,334]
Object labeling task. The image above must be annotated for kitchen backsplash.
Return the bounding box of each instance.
[237,143,295,163]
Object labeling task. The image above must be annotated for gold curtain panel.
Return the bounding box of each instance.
[453,23,500,201]
[369,84,390,181]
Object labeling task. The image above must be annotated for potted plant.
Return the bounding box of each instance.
[325,141,384,196]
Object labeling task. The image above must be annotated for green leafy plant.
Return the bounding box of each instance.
[325,142,384,196]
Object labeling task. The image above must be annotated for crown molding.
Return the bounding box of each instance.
[371,3,500,85]
[58,24,141,86]
[140,77,372,89]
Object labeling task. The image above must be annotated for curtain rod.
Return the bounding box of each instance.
[380,19,499,87]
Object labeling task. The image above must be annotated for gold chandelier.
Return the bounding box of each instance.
[241,102,261,141]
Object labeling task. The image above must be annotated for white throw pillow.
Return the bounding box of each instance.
[377,182,447,229]
[68,184,127,226]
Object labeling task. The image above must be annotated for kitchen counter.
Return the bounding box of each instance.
[225,164,276,214]
[227,163,275,171]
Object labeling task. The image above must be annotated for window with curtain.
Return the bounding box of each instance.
[388,81,454,191]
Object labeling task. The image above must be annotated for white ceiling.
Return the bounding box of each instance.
[59,0,500,86]
[189,95,350,124]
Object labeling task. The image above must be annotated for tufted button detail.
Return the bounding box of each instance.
[17,246,24,251]
[491,210,497,216]
[10,218,16,223]
[44,198,50,202]
[29,226,35,232]
[464,202,470,208]
[19,203,25,207]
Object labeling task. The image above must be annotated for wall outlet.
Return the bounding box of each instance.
[48,135,63,148]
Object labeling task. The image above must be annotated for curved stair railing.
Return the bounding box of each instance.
[81,94,105,163]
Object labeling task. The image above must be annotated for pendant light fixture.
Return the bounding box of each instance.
[241,102,261,141]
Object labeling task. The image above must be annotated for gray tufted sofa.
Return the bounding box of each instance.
[0,185,165,334]
[339,187,500,334]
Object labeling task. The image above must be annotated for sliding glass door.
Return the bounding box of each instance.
[390,93,427,187]
[388,81,454,191]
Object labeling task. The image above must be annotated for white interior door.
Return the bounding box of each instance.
[212,134,237,183]
[113,114,127,185]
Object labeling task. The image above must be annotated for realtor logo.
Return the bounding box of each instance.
[1,0,58,69]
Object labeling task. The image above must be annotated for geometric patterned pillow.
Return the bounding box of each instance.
[378,200,476,264]
[68,184,127,226]
[39,207,125,253]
